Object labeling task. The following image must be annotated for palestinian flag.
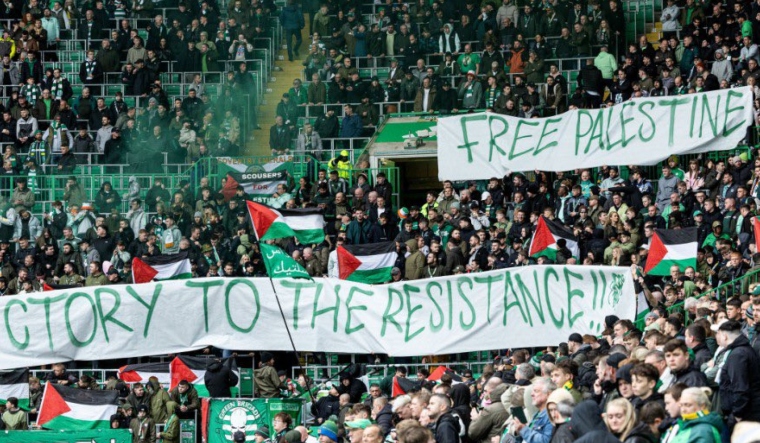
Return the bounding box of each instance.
[132,251,193,284]
[37,384,119,430]
[169,356,239,398]
[391,377,422,397]
[0,369,29,410]
[528,216,580,260]
[247,201,325,244]
[118,362,171,385]
[427,366,462,383]
[644,227,697,276]
[42,283,79,291]
[337,241,396,284]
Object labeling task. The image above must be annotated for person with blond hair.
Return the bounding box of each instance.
[604,398,655,442]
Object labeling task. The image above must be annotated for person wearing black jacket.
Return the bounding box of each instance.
[368,213,398,243]
[311,385,340,424]
[337,375,367,404]
[577,58,604,108]
[204,359,239,398]
[718,320,760,428]
[428,394,461,443]
[433,82,458,113]
[0,110,14,145]
[663,339,708,388]
[131,60,152,97]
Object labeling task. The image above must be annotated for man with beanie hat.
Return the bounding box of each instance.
[319,420,339,443]
[254,352,284,398]
[130,404,156,443]
[284,429,302,443]
[254,425,270,443]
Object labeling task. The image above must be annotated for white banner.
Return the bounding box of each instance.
[0,266,635,368]
[437,87,754,180]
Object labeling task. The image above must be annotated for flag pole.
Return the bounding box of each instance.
[247,201,318,405]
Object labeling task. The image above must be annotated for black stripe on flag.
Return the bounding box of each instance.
[543,216,577,241]
[140,250,189,266]
[278,207,324,217]
[121,362,170,373]
[655,227,697,245]
[0,369,27,385]
[342,241,396,256]
[54,384,119,406]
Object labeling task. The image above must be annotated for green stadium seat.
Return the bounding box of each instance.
[165,84,182,96]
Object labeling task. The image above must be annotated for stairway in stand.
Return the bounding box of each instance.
[245,22,308,157]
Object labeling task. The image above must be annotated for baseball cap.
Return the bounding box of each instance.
[345,419,372,429]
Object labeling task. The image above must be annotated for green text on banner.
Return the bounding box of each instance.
[0,266,635,368]
[437,87,754,180]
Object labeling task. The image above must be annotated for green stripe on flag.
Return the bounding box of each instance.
[41,415,111,431]
[531,248,557,261]
[345,268,393,284]
[647,258,696,276]
[159,272,193,281]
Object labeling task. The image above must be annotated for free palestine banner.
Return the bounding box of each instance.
[437,87,754,179]
[0,266,635,367]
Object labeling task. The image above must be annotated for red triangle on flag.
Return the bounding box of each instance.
[37,384,71,426]
[247,201,279,240]
[169,357,199,391]
[644,232,668,274]
[221,173,239,202]
[43,282,54,291]
[337,246,362,280]
[754,217,760,254]
[132,257,158,284]
[528,217,556,256]
[118,369,144,383]
[427,366,449,381]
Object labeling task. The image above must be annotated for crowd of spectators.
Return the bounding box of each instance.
[0,0,269,177]
[299,301,760,443]
[4,0,760,443]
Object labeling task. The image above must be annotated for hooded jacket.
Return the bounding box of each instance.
[405,238,425,280]
[432,411,462,443]
[147,379,170,424]
[204,360,239,398]
[311,392,339,422]
[669,411,723,443]
[719,334,760,422]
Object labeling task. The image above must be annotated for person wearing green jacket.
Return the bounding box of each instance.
[670,387,723,443]
[147,378,171,424]
[594,45,618,81]
[158,402,180,443]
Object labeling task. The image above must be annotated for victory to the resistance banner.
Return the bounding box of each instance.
[0,266,635,368]
[437,87,754,180]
